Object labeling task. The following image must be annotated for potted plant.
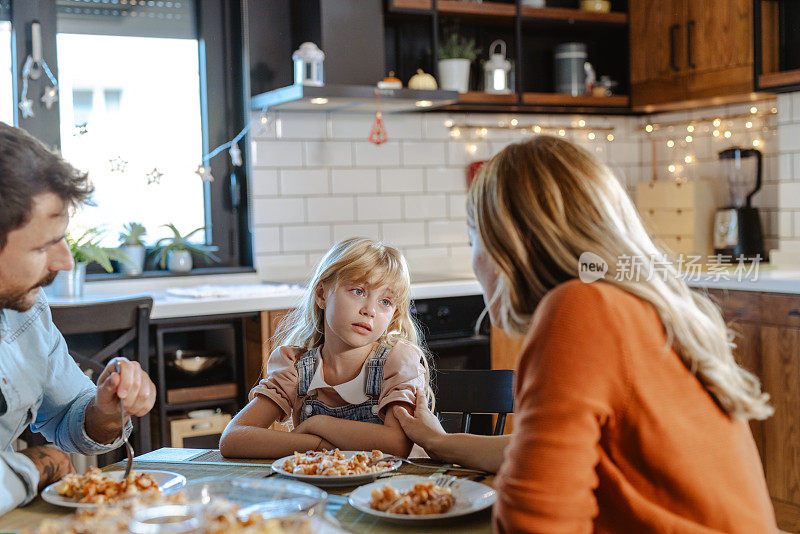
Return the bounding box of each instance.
[118,222,147,276]
[438,33,479,93]
[151,224,221,273]
[52,228,132,297]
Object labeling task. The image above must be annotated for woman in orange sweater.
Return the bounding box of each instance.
[396,136,776,532]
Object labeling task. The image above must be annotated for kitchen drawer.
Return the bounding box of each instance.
[705,289,761,324]
[170,413,231,448]
[761,293,800,328]
[636,180,698,209]
[641,208,696,235]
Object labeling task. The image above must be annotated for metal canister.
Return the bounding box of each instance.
[554,42,587,96]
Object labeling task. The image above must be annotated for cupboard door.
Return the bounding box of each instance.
[685,0,753,98]
[761,325,800,508]
[731,322,765,463]
[629,0,686,107]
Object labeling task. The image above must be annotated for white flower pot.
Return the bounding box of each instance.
[119,244,145,276]
[167,250,193,273]
[438,58,471,93]
[52,262,87,297]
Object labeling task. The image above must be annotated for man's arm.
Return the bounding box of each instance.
[0,449,41,516]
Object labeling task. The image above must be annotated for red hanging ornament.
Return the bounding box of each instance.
[368,91,388,145]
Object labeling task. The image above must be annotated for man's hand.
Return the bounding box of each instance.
[84,357,156,444]
[19,445,75,492]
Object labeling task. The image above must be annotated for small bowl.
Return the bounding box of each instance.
[166,350,225,374]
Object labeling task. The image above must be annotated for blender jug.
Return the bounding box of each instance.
[714,148,764,260]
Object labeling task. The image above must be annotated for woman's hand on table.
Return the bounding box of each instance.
[393,393,447,458]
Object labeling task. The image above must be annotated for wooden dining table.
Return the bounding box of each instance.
[0,448,495,533]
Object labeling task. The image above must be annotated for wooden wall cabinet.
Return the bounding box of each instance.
[629,0,755,110]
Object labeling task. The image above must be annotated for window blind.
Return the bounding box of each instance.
[56,0,196,39]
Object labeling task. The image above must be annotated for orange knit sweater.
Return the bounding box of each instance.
[494,280,776,533]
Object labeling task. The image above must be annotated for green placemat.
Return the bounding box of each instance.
[187,450,273,466]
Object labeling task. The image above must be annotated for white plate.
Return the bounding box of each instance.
[271,451,401,487]
[41,470,187,509]
[348,475,496,522]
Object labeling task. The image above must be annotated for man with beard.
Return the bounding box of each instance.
[0,124,156,515]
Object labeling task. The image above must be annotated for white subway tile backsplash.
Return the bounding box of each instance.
[354,142,401,167]
[793,154,800,183]
[333,223,380,242]
[449,245,472,265]
[331,169,379,194]
[256,253,310,281]
[423,114,459,140]
[251,169,278,196]
[402,141,447,166]
[305,141,353,167]
[792,92,800,124]
[380,169,424,193]
[608,141,643,166]
[426,168,466,193]
[253,198,305,225]
[778,124,800,152]
[381,222,427,247]
[779,153,794,182]
[447,141,493,166]
[382,114,423,140]
[777,94,793,125]
[253,226,280,254]
[331,114,374,140]
[357,195,403,221]
[280,169,329,195]
[449,194,467,218]
[780,211,794,238]
[795,211,800,239]
[307,197,356,223]
[428,220,468,245]
[779,182,800,208]
[282,225,332,252]
[252,141,303,168]
[278,112,328,140]
[404,194,447,220]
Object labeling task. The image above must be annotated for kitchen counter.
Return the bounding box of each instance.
[46,273,483,320]
[686,268,800,294]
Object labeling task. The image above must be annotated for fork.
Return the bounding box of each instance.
[370,455,490,475]
[430,474,457,488]
[116,361,134,479]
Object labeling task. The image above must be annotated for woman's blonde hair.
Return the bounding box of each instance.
[467,135,772,421]
[273,237,434,408]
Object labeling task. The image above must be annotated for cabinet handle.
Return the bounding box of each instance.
[789,310,800,317]
[669,24,680,72]
[687,20,696,69]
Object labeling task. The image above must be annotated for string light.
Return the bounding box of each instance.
[666,140,674,148]
[450,127,461,138]
[477,128,488,137]
[444,119,454,127]
[724,131,732,138]
[558,129,566,137]
[713,130,721,137]
[686,124,695,132]
[750,106,758,114]
[753,139,761,147]
[668,164,676,173]
[510,118,518,127]
[713,118,721,127]
[587,132,596,140]
[578,119,586,128]
[467,144,478,154]
[685,135,693,143]
[745,121,753,129]
[684,155,694,164]
[645,124,653,133]
[533,125,541,133]
[606,134,614,141]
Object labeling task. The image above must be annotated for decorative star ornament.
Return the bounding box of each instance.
[73,122,89,136]
[18,98,34,118]
[229,143,243,167]
[109,156,128,173]
[146,168,164,185]
[41,86,59,109]
[195,164,214,183]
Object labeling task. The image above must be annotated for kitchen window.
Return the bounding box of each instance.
[9,0,251,274]
[0,2,12,125]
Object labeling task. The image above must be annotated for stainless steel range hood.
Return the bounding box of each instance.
[250,84,458,114]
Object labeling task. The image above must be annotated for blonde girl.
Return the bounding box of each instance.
[395,136,776,533]
[221,238,432,458]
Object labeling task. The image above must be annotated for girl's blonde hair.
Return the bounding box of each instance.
[273,237,434,408]
[467,135,772,421]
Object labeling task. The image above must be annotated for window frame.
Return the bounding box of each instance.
[9,0,253,277]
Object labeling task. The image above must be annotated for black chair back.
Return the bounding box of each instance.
[434,369,514,435]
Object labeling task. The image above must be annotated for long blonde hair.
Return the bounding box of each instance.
[273,237,434,408]
[467,135,772,421]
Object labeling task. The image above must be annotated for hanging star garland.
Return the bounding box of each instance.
[18,98,34,118]
[229,143,243,167]
[109,156,128,173]
[73,122,89,136]
[195,165,214,183]
[41,86,58,109]
[146,168,164,185]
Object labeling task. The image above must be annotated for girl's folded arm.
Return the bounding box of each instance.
[219,396,323,458]
[295,406,413,457]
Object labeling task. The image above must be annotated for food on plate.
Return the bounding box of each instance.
[55,467,160,504]
[27,495,312,534]
[369,481,455,515]
[281,449,394,476]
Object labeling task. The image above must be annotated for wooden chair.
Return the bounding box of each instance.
[434,369,514,435]
[48,297,154,458]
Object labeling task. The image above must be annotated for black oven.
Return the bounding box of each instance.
[411,294,492,433]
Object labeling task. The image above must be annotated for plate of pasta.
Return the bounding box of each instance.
[348,476,496,522]
[271,449,401,487]
[41,467,186,509]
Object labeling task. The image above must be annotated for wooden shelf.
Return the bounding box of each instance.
[522,92,630,107]
[458,91,518,104]
[390,0,627,25]
[759,69,800,90]
[520,6,627,24]
[166,382,238,405]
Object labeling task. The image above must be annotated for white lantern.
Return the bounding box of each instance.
[293,42,325,87]
[483,40,512,94]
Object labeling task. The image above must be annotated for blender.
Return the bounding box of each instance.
[713,147,764,260]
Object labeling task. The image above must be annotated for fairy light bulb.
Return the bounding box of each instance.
[510,118,519,127]
[684,155,694,164]
[587,132,596,140]
[667,140,675,148]
[668,164,676,173]
[685,135,693,143]
[578,119,586,127]
[645,124,653,133]
[450,127,461,138]
[745,121,753,129]
[713,118,721,127]
[687,124,695,132]
[724,130,732,138]
[713,130,721,137]
[558,129,566,137]
[753,139,761,147]
[750,106,758,114]
[467,144,478,154]
[533,125,541,133]
[607,134,614,141]
[444,119,454,127]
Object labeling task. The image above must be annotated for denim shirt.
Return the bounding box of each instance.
[0,289,131,516]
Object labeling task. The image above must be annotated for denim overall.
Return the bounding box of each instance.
[296,344,390,425]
